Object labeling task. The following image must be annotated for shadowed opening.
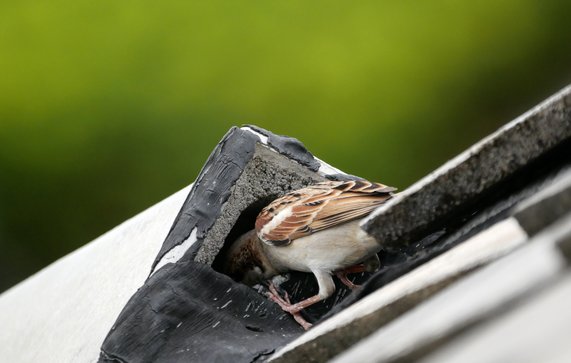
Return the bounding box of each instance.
[212,195,277,274]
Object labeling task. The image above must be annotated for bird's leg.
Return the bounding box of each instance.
[272,270,336,315]
[335,254,381,289]
[265,271,338,330]
[335,270,360,289]
[266,281,292,310]
[281,294,324,314]
[266,282,313,330]
[267,282,319,316]
[267,270,335,313]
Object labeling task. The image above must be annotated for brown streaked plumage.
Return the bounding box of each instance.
[223,179,396,329]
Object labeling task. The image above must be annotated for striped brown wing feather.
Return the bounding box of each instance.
[255,180,395,246]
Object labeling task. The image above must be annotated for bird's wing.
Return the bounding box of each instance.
[255,180,396,246]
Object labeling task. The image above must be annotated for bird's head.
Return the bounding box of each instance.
[223,229,276,286]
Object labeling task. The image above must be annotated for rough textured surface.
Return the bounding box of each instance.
[363,85,571,249]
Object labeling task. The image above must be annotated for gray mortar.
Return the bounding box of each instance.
[195,143,326,265]
[363,85,571,249]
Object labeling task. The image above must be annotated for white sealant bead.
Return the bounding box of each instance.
[151,227,199,276]
[314,156,347,177]
[241,126,269,144]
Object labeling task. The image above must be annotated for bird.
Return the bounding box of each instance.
[223,179,396,329]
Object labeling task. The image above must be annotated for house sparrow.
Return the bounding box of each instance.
[223,179,396,329]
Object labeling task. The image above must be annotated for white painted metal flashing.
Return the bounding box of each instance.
[0,185,191,363]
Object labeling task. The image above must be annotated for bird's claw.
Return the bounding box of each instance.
[265,281,313,330]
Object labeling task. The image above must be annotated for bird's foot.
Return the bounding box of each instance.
[266,282,293,310]
[335,255,381,289]
[267,282,310,313]
[266,282,313,330]
[335,271,361,289]
[334,263,370,289]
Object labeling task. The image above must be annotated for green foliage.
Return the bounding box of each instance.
[0,0,570,291]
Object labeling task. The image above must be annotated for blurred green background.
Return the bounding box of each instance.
[1,1,570,292]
